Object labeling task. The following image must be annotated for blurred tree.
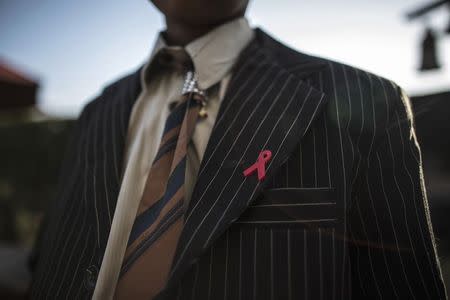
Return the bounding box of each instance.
[0,119,74,246]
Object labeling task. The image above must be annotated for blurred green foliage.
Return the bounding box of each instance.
[0,120,74,246]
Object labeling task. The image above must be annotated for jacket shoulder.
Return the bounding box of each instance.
[256,29,406,140]
[280,45,404,136]
[256,29,402,105]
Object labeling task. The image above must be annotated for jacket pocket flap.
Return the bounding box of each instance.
[236,188,337,226]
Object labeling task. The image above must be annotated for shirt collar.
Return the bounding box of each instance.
[143,17,254,90]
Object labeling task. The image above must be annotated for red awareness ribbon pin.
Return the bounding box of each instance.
[243,150,272,181]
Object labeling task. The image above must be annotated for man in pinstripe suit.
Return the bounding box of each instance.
[29,0,448,299]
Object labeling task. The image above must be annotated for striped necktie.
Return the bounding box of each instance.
[114,69,207,299]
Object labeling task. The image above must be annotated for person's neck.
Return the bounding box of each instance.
[163,17,237,46]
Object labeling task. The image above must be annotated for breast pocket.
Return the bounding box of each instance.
[236,188,337,228]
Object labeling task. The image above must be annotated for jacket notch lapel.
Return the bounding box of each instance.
[167,43,328,287]
[91,68,142,246]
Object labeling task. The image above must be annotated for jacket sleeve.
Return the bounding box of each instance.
[348,87,447,299]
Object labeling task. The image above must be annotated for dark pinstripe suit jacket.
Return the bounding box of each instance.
[30,29,447,299]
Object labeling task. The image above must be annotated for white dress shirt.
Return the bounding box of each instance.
[93,17,254,299]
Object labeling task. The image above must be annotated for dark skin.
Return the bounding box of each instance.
[150,0,250,46]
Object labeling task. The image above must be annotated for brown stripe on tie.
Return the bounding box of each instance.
[159,124,181,147]
[170,104,200,173]
[115,217,185,299]
[136,126,183,215]
[137,152,175,215]
[124,186,185,260]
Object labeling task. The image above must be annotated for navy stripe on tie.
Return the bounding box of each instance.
[163,100,189,134]
[153,136,179,164]
[127,157,186,245]
[120,199,185,276]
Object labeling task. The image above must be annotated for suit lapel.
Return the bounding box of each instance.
[166,36,328,287]
[93,68,142,246]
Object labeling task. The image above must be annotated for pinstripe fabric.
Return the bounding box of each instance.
[29,29,447,299]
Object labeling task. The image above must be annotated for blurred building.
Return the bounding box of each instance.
[0,60,53,125]
[0,61,38,109]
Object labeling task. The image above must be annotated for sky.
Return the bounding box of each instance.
[1,0,449,117]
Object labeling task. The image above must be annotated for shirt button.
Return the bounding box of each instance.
[84,265,99,290]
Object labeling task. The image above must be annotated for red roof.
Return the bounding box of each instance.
[0,60,38,86]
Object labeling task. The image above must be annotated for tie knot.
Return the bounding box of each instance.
[156,48,193,73]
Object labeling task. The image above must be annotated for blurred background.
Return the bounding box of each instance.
[0,0,449,298]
